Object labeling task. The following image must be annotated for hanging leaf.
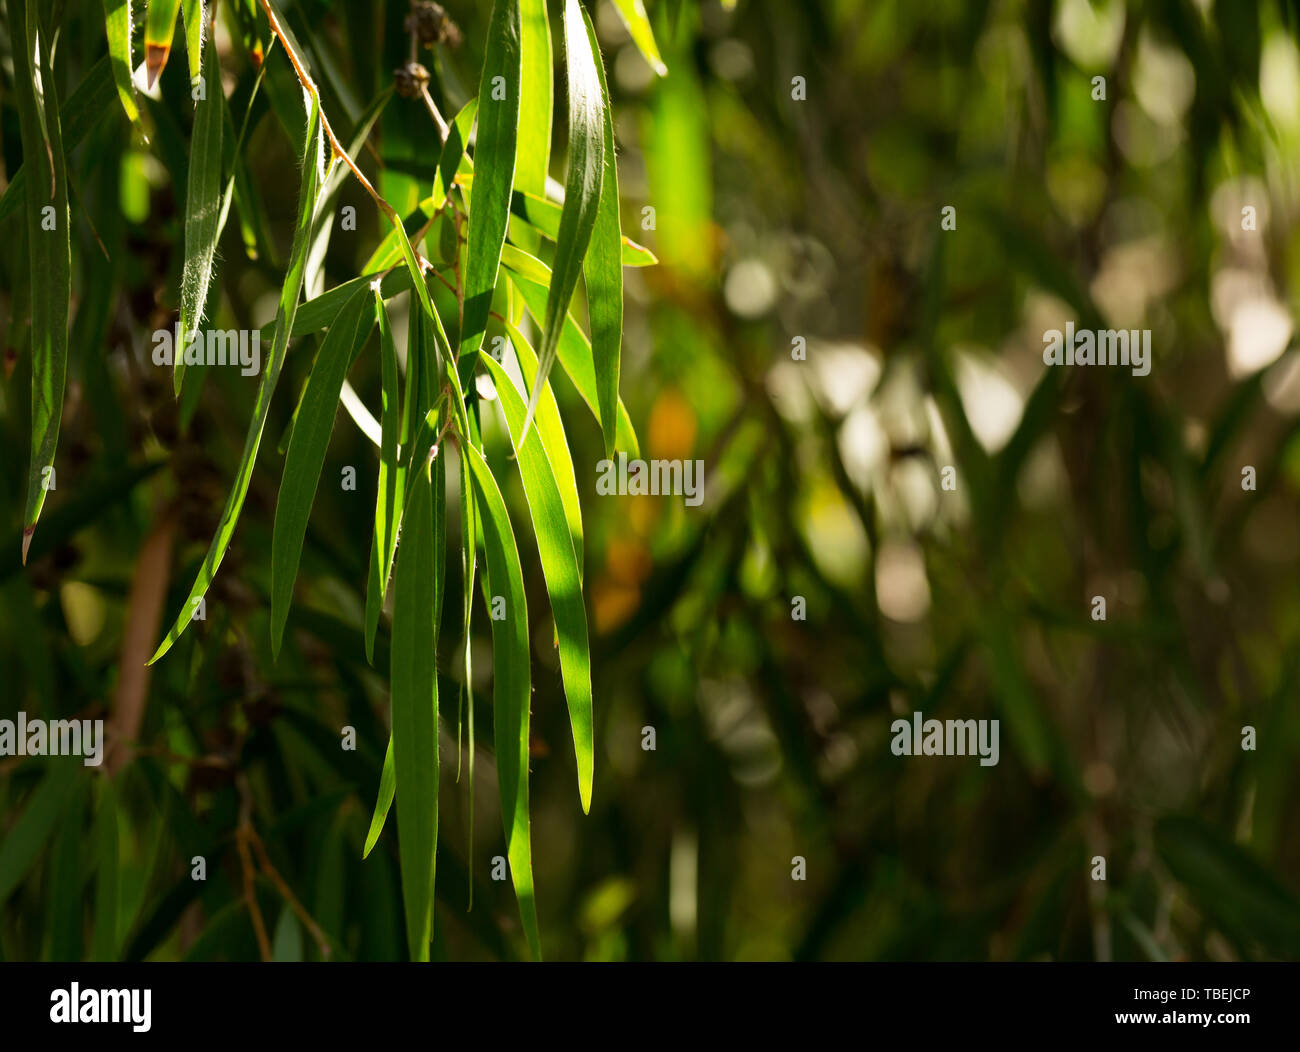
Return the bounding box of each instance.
[364,294,404,665]
[176,36,225,396]
[145,0,182,88]
[464,442,542,960]
[481,350,594,811]
[389,444,442,962]
[521,0,606,444]
[610,0,668,76]
[9,0,72,564]
[181,0,206,85]
[463,0,523,362]
[578,1,623,458]
[508,272,639,456]
[103,0,143,130]
[515,0,553,203]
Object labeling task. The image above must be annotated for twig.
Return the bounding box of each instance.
[255,0,420,259]
[247,826,334,959]
[236,787,272,962]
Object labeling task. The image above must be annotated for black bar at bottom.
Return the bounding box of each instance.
[0,961,1288,1039]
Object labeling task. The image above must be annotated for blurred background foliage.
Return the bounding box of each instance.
[5,0,1300,961]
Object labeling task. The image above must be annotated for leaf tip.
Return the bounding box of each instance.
[145,44,170,89]
[20,525,34,565]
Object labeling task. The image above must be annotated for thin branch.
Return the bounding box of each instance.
[255,0,408,236]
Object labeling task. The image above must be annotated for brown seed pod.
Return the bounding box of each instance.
[394,61,431,99]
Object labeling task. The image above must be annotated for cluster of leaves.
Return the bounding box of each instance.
[1,0,665,961]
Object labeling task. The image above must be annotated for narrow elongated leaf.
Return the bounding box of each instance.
[580,2,623,457]
[464,442,542,960]
[390,446,441,962]
[522,0,606,443]
[0,761,79,905]
[145,0,182,88]
[503,321,583,569]
[9,0,72,563]
[181,0,206,84]
[508,272,639,456]
[150,95,325,665]
[365,294,403,665]
[176,36,225,395]
[103,0,142,128]
[458,173,657,266]
[611,0,668,76]
[362,737,396,858]
[463,0,523,360]
[482,351,593,811]
[270,283,375,656]
[499,242,553,286]
[434,99,478,212]
[516,0,553,201]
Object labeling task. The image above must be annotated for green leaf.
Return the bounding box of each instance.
[499,242,553,286]
[181,0,206,84]
[103,0,142,129]
[502,321,583,570]
[611,0,668,76]
[508,272,639,456]
[362,736,396,858]
[579,1,623,458]
[270,282,375,657]
[365,294,403,665]
[459,173,657,266]
[434,99,478,212]
[522,0,606,443]
[389,445,442,962]
[463,442,542,960]
[0,761,79,905]
[463,0,523,360]
[516,0,554,201]
[1155,815,1300,957]
[9,0,72,564]
[176,36,225,396]
[145,0,182,88]
[482,351,593,811]
[150,94,325,665]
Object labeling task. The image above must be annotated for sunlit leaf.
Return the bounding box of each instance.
[508,272,639,456]
[463,0,523,362]
[579,0,623,458]
[176,36,225,396]
[464,442,542,960]
[181,0,206,84]
[482,350,593,811]
[145,0,182,88]
[522,0,606,443]
[610,0,667,76]
[103,0,142,130]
